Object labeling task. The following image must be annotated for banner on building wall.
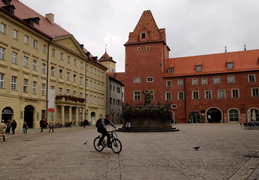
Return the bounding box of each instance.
[48,89,55,112]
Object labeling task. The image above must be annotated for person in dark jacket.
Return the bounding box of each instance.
[96,115,117,147]
[11,120,17,134]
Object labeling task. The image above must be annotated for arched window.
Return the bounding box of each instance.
[229,109,239,122]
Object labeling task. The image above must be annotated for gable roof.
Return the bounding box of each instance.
[165,49,259,77]
[125,10,166,45]
[98,52,116,63]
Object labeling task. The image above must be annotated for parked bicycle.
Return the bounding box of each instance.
[93,130,122,154]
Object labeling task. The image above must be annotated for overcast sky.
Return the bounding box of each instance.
[20,0,259,72]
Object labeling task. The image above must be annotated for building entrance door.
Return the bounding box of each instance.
[2,107,13,123]
[207,108,222,123]
[24,105,35,128]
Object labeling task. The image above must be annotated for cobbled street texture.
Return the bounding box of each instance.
[0,123,258,180]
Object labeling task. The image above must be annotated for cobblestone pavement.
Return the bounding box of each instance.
[0,123,258,180]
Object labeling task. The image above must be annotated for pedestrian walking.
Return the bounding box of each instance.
[40,119,44,132]
[23,121,28,134]
[11,120,17,134]
[5,119,11,134]
[0,120,6,142]
[49,119,55,132]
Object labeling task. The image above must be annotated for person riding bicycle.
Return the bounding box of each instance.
[96,115,117,147]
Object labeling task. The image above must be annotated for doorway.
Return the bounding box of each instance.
[207,108,222,123]
[24,105,35,128]
[1,107,13,123]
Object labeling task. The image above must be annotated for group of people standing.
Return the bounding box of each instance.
[0,119,18,142]
[40,119,55,132]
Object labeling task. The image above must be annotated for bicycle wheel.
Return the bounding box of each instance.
[93,137,105,152]
[111,138,122,154]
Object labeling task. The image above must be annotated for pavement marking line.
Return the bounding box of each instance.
[147,141,206,180]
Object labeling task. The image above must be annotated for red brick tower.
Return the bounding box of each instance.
[116,10,170,106]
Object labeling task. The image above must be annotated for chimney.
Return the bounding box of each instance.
[46,13,54,24]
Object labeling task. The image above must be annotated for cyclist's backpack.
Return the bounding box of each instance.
[95,118,103,128]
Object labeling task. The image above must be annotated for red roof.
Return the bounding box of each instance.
[165,49,259,77]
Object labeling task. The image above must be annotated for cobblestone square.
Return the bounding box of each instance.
[0,123,258,180]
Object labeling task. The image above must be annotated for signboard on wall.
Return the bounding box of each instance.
[48,89,55,112]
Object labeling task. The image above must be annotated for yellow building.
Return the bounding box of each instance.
[0,0,106,128]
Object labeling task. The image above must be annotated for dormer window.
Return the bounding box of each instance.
[195,65,202,72]
[227,62,234,69]
[167,67,174,74]
[141,32,146,39]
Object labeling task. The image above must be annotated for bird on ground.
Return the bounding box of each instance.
[83,140,87,145]
[193,146,200,151]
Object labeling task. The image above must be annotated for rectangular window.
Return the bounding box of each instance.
[168,68,174,74]
[32,81,37,95]
[1,23,6,33]
[73,74,77,83]
[80,77,83,85]
[33,40,38,48]
[52,49,55,57]
[12,52,18,64]
[42,63,46,74]
[13,29,18,39]
[32,60,37,71]
[134,91,141,101]
[178,79,183,86]
[67,56,70,63]
[228,75,235,83]
[0,47,5,60]
[205,90,212,99]
[166,80,172,87]
[23,79,28,93]
[60,52,63,60]
[232,89,239,98]
[59,87,63,95]
[248,74,256,82]
[192,78,198,85]
[11,76,17,91]
[66,89,70,95]
[214,76,221,84]
[165,92,172,100]
[252,88,259,97]
[42,83,46,96]
[192,91,199,100]
[74,59,77,66]
[24,35,29,44]
[67,72,70,81]
[24,56,29,68]
[43,44,47,53]
[0,73,4,88]
[218,89,226,99]
[73,91,76,96]
[178,91,184,100]
[195,65,202,72]
[59,69,63,79]
[51,67,55,76]
[202,78,208,85]
[227,62,234,69]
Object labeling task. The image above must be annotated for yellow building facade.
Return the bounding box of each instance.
[0,0,106,129]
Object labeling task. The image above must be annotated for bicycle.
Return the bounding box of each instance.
[93,130,122,154]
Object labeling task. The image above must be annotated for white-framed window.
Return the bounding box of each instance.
[13,29,18,39]
[67,72,70,81]
[178,79,183,86]
[192,91,199,100]
[192,78,198,85]
[137,47,141,51]
[205,90,212,99]
[134,91,141,101]
[11,76,17,91]
[24,56,29,68]
[80,92,83,98]
[248,74,256,82]
[33,40,38,48]
[80,62,83,68]
[12,52,18,64]
[73,91,76,96]
[73,74,77,83]
[32,60,37,71]
[74,59,77,66]
[85,79,88,86]
[166,80,172,87]
[24,35,29,44]
[42,63,46,74]
[201,78,207,85]
[43,44,47,53]
[227,75,235,83]
[134,77,141,83]
[66,89,70,95]
[59,69,63,79]
[42,83,46,96]
[146,90,154,100]
[165,92,172,100]
[0,47,5,60]
[214,76,221,84]
[218,89,226,99]
[0,73,4,88]
[32,81,37,95]
[231,89,239,98]
[23,79,28,93]
[0,23,6,33]
[60,52,63,60]
[80,77,83,85]
[58,87,63,95]
[51,67,55,76]
[146,46,150,51]
[52,49,55,57]
[147,77,154,82]
[251,88,259,97]
[178,91,184,100]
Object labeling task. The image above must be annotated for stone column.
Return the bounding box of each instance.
[61,106,65,125]
[69,106,72,123]
[75,107,79,125]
